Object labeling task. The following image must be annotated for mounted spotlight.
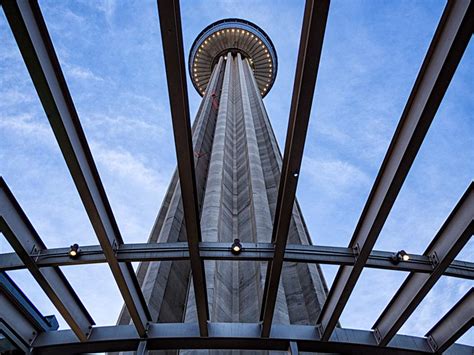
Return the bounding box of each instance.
[68,244,80,259]
[231,238,242,255]
[391,250,409,264]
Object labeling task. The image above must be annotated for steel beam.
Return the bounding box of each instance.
[260,0,330,337]
[426,288,474,353]
[156,0,209,336]
[317,0,474,340]
[137,340,149,355]
[373,184,474,346]
[0,243,188,271]
[0,300,34,353]
[289,341,299,355]
[1,0,151,337]
[0,272,59,333]
[29,323,473,355]
[0,272,58,352]
[0,178,93,341]
[0,335,19,353]
[0,242,473,280]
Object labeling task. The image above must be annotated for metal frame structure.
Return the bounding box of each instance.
[0,272,58,353]
[0,0,472,354]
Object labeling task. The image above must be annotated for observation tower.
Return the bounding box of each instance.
[116,18,328,353]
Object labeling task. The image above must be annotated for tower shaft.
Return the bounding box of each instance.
[117,52,328,353]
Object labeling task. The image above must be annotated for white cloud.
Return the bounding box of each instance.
[0,90,35,108]
[303,155,370,195]
[97,0,117,26]
[91,143,166,194]
[0,112,52,143]
[66,64,104,82]
[86,113,164,136]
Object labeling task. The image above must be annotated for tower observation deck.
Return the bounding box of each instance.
[116,18,328,354]
[189,18,278,97]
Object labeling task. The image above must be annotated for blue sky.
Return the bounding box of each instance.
[0,0,472,347]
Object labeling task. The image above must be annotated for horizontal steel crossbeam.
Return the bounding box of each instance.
[0,178,94,342]
[0,242,472,280]
[29,322,473,355]
[1,0,151,337]
[317,0,474,341]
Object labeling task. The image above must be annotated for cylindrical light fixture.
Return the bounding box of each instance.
[68,243,80,259]
[391,250,409,264]
[231,239,242,255]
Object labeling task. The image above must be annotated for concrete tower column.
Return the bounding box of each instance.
[114,18,328,355]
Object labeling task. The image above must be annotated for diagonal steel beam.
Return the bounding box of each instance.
[260,0,330,337]
[156,0,209,336]
[0,272,59,333]
[317,0,474,341]
[137,340,149,355]
[0,294,38,353]
[1,0,151,337]
[425,288,474,353]
[0,271,58,352]
[0,178,93,341]
[289,341,299,355]
[373,184,474,346]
